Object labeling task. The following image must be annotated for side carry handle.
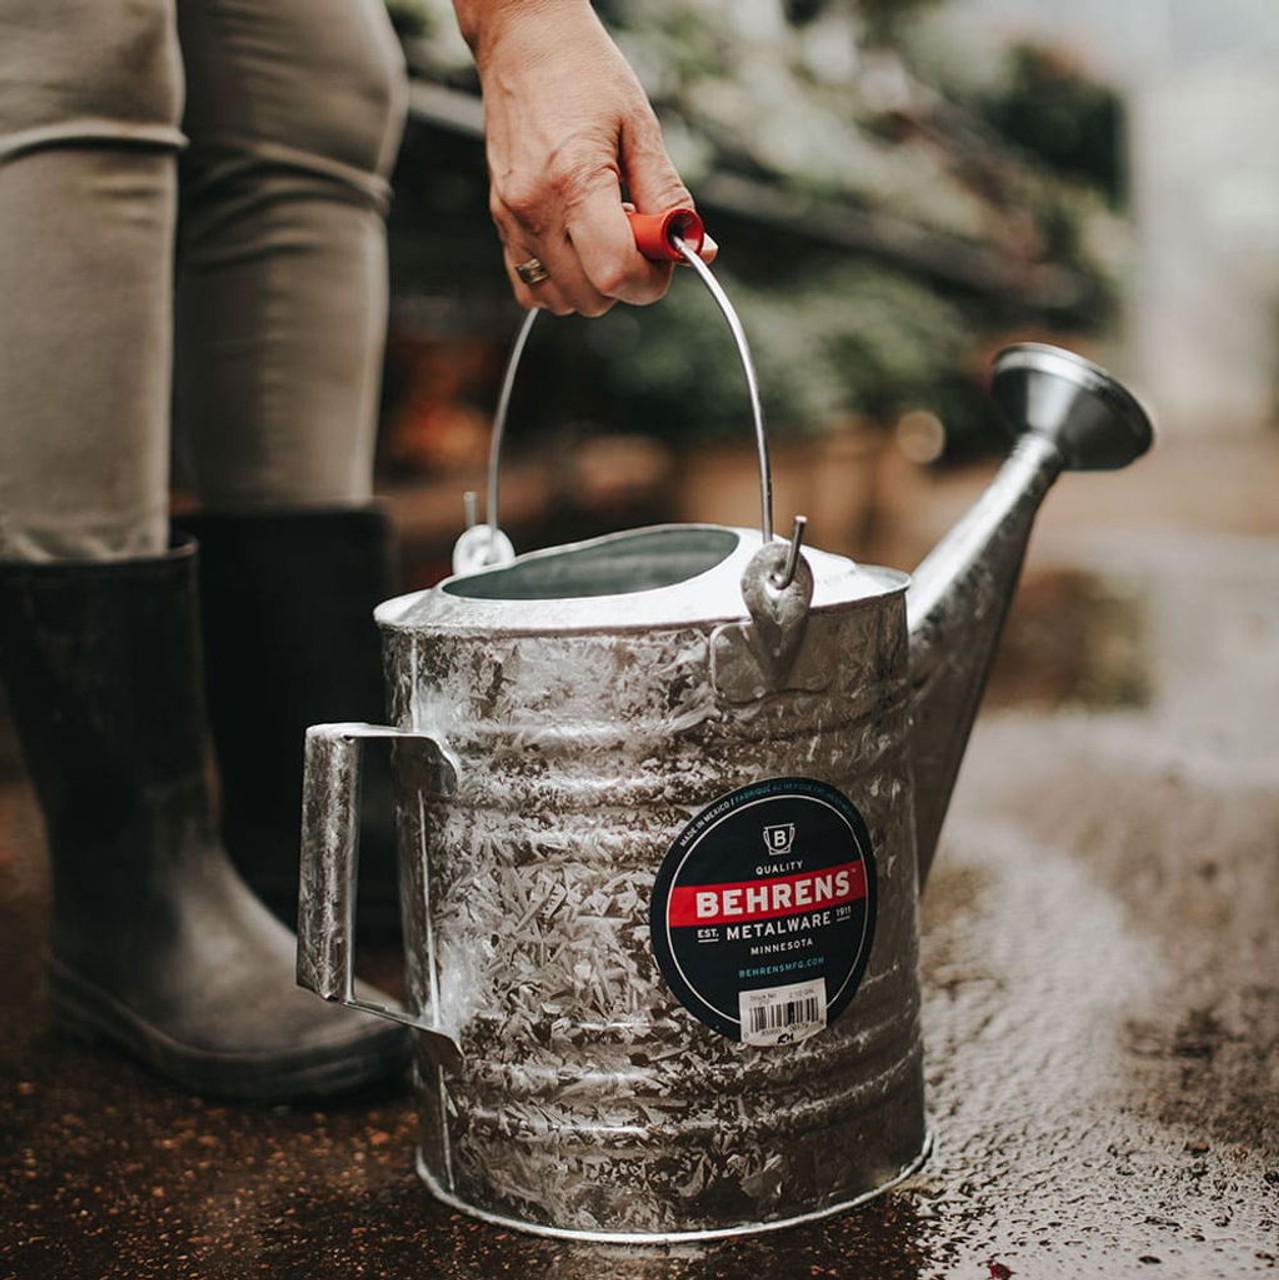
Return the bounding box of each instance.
[297,722,463,1071]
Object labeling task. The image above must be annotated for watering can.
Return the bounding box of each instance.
[297,211,1153,1242]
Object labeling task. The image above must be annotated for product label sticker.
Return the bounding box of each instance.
[649,777,877,1044]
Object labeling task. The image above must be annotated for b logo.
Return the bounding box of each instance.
[763,823,796,856]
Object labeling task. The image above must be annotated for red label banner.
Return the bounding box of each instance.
[667,861,867,927]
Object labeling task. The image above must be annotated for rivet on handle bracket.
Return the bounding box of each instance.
[711,523,823,704]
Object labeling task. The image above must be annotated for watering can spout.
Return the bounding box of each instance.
[905,344,1153,887]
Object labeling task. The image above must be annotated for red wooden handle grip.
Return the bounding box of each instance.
[627,207,705,261]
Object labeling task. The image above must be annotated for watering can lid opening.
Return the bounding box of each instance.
[441,525,740,602]
[376,524,908,636]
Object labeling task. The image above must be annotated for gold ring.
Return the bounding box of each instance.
[514,256,550,286]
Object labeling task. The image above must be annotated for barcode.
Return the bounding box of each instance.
[748,995,820,1033]
[739,977,827,1047]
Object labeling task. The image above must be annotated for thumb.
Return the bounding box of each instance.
[619,111,694,222]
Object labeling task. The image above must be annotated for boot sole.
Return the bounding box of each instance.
[48,958,411,1103]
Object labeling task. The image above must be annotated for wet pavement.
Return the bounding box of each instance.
[2,439,1278,1278]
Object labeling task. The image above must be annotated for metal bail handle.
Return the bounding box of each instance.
[454,207,776,572]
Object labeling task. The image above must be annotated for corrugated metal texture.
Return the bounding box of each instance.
[380,588,927,1238]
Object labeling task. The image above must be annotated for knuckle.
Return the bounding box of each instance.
[632,278,672,308]
[652,179,694,214]
[494,176,545,233]
[548,136,618,215]
[591,262,632,300]
[608,263,671,308]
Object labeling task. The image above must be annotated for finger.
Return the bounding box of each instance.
[618,112,696,241]
[499,224,569,311]
[494,203,578,313]
[504,227,615,317]
[496,176,619,316]
[616,115,718,275]
[534,217,620,317]
[566,178,673,307]
[503,250,574,315]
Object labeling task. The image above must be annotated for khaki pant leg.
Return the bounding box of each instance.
[173,0,408,512]
[0,1,184,560]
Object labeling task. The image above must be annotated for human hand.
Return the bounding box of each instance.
[454,0,716,316]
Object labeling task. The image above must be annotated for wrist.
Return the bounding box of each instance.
[453,0,596,57]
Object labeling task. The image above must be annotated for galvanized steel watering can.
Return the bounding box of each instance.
[297,212,1154,1242]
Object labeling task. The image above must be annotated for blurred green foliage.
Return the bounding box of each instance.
[582,258,971,440]
[974,44,1126,210]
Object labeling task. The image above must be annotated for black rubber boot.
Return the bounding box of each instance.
[172,507,400,938]
[0,540,409,1101]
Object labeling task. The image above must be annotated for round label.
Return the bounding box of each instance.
[649,777,877,1045]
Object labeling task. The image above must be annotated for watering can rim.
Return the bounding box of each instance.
[376,521,909,637]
